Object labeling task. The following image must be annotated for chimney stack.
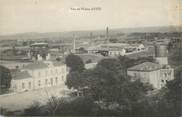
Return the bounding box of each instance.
[105,27,109,43]
[155,44,168,65]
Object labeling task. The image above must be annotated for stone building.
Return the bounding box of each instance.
[127,62,174,89]
[10,61,68,92]
[127,44,174,89]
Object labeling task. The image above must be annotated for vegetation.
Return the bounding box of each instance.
[168,48,182,66]
[65,54,85,72]
[0,65,12,94]
[65,56,156,116]
[3,55,181,116]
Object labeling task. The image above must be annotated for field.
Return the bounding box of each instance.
[0,85,69,111]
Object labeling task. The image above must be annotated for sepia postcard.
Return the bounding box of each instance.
[0,0,181,116]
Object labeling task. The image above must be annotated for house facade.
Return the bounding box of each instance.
[10,61,68,92]
[87,43,145,56]
[127,62,174,89]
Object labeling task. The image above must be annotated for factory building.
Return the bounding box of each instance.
[127,44,174,89]
[87,43,145,56]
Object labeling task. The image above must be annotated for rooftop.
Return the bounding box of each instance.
[52,61,65,66]
[87,43,144,51]
[13,71,32,80]
[23,61,48,70]
[30,42,48,47]
[128,62,162,72]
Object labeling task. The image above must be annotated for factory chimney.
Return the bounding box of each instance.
[90,32,93,45]
[105,27,109,43]
[72,34,76,53]
[155,44,168,65]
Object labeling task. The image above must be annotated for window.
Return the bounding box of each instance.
[62,68,65,73]
[14,85,17,89]
[55,77,58,84]
[45,79,48,85]
[38,80,41,86]
[22,83,25,89]
[38,72,41,77]
[56,69,58,74]
[28,82,31,89]
[164,73,168,77]
[62,76,64,81]
[45,71,47,76]
[51,78,53,86]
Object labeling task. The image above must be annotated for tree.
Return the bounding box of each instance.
[57,97,96,116]
[45,96,63,116]
[64,57,155,116]
[23,102,44,116]
[144,71,182,117]
[78,47,88,54]
[85,66,121,101]
[97,58,123,75]
[86,59,92,64]
[22,97,97,116]
[161,73,182,117]
[118,56,133,78]
[0,65,12,94]
[109,38,118,43]
[83,58,152,103]
[65,54,85,72]
[66,71,83,89]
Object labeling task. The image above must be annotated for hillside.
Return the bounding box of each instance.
[0,25,182,40]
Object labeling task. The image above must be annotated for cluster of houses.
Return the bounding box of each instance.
[0,42,174,94]
[87,43,145,56]
[2,43,69,92]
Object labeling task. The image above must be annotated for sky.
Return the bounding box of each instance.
[0,0,181,35]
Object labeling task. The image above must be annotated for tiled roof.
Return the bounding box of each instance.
[85,63,97,69]
[13,71,32,80]
[52,61,64,66]
[23,61,48,70]
[128,62,161,72]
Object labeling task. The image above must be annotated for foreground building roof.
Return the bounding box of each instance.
[23,61,48,70]
[13,71,32,80]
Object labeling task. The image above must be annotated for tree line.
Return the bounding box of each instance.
[1,54,181,116]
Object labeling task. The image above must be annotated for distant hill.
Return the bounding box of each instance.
[0,26,181,40]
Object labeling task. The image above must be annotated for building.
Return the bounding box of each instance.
[170,38,182,48]
[28,42,49,60]
[127,44,174,89]
[85,63,97,69]
[155,44,168,65]
[10,61,68,92]
[127,62,174,89]
[87,43,145,56]
[9,42,68,92]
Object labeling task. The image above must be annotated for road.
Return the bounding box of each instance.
[0,85,69,111]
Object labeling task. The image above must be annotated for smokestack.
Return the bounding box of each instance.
[106,27,109,43]
[72,34,76,53]
[155,44,168,65]
[90,32,93,45]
